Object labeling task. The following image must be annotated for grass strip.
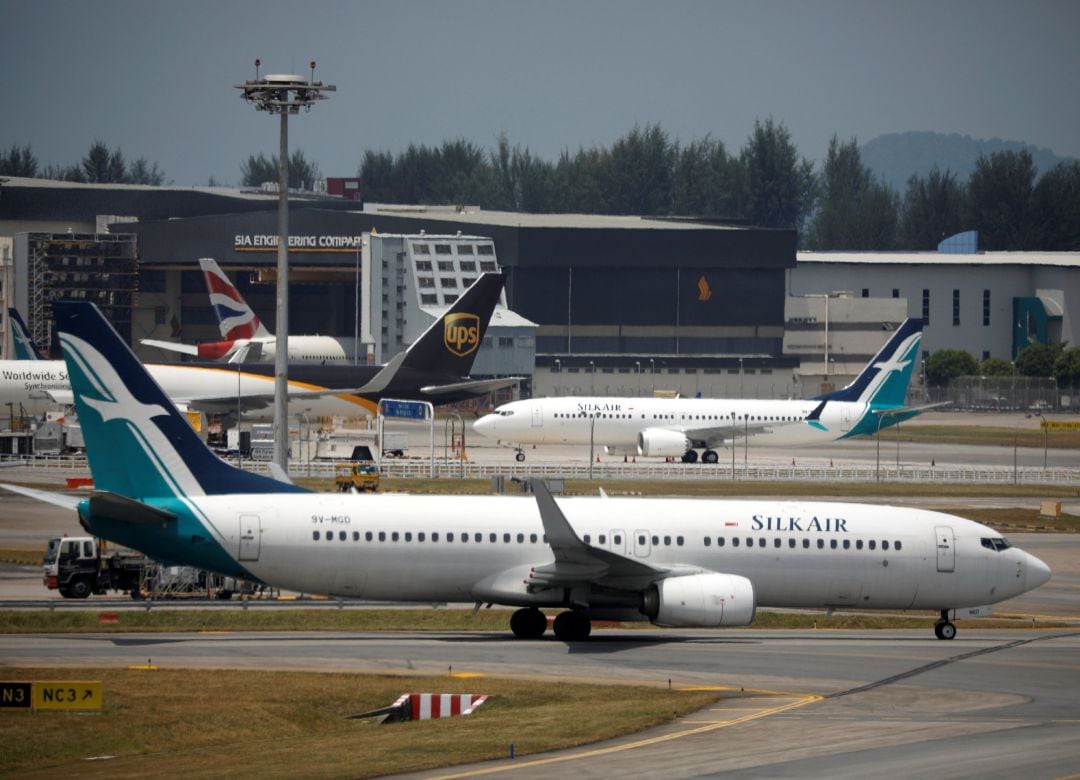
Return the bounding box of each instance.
[0,667,718,777]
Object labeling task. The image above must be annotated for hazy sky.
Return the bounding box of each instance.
[3,0,1078,187]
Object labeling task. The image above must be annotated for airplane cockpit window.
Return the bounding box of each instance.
[981,537,1012,552]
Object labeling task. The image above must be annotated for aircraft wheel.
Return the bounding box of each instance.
[681,450,699,464]
[702,450,719,464]
[515,451,526,462]
[553,611,592,642]
[935,621,956,640]
[510,607,546,639]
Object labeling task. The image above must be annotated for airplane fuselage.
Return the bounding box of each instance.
[475,396,895,452]
[81,493,1045,616]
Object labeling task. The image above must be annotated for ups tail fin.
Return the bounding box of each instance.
[817,319,923,407]
[199,257,272,341]
[53,300,307,499]
[8,308,44,360]
[400,272,505,377]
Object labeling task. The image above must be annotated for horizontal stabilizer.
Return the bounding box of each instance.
[89,492,177,525]
[0,483,82,511]
[420,377,523,397]
[140,339,200,356]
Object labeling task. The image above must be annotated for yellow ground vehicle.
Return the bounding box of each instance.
[335,462,380,492]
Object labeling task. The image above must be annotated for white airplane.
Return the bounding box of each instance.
[0,300,1050,642]
[141,257,358,363]
[475,319,932,463]
[7,308,45,361]
[0,274,513,420]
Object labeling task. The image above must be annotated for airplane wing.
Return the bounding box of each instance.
[140,339,200,357]
[871,401,952,417]
[419,376,523,397]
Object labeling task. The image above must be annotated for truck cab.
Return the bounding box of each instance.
[43,536,100,598]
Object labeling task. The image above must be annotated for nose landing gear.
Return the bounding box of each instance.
[934,610,957,640]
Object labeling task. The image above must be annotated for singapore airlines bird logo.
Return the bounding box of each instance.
[698,275,713,301]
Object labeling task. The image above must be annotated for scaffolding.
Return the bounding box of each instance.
[24,232,138,354]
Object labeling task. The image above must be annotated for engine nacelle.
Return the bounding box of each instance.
[641,572,756,627]
[637,428,691,457]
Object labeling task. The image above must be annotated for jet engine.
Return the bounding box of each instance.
[636,428,691,457]
[641,572,756,627]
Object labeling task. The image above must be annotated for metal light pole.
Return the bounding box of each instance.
[237,60,335,471]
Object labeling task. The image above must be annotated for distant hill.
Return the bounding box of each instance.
[859,131,1073,193]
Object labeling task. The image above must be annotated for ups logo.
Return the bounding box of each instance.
[444,313,481,357]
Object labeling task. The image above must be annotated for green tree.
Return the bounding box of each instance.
[1015,342,1063,377]
[128,157,165,186]
[672,137,740,217]
[605,124,675,215]
[1052,346,1080,386]
[241,150,321,190]
[899,167,965,249]
[81,140,128,183]
[925,348,978,387]
[966,150,1037,250]
[1031,160,1080,250]
[979,357,1014,376]
[740,118,816,230]
[808,135,898,249]
[0,144,38,177]
[42,163,85,182]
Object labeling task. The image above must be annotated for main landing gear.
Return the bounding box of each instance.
[509,607,592,641]
[934,610,957,640]
[515,448,526,462]
[680,449,719,464]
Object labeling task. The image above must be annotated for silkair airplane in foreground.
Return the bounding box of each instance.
[141,258,359,363]
[0,273,512,419]
[475,318,936,463]
[0,301,1050,642]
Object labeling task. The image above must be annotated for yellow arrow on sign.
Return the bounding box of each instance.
[32,681,102,711]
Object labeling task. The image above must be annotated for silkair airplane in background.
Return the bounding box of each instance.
[0,301,1050,642]
[475,318,935,463]
[0,273,512,419]
[141,258,358,363]
[7,308,45,361]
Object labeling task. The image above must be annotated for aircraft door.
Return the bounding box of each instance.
[239,514,261,562]
[608,529,626,556]
[531,402,543,428]
[841,407,852,432]
[634,529,651,558]
[934,526,955,572]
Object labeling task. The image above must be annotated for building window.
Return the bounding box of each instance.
[421,293,438,304]
[457,245,475,255]
[443,294,458,304]
[922,289,930,325]
[413,243,430,255]
[983,289,991,326]
[416,260,432,272]
[478,245,494,255]
[498,337,513,348]
[861,288,869,298]
[419,277,434,288]
[438,261,454,272]
[459,261,476,272]
[952,289,960,326]
[479,261,497,271]
[892,288,899,298]
[440,277,458,288]
[435,244,452,255]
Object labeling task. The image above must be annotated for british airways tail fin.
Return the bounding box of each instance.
[53,301,307,499]
[400,272,506,377]
[8,308,44,360]
[199,257,272,341]
[816,319,923,408]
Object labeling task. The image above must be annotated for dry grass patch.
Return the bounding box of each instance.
[0,667,717,777]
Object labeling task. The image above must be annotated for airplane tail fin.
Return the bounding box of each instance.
[53,300,307,499]
[199,257,272,341]
[400,272,506,377]
[8,308,44,360]
[816,319,923,408]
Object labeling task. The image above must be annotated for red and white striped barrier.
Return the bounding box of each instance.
[390,692,490,720]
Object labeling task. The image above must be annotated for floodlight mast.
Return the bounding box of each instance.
[235,60,335,470]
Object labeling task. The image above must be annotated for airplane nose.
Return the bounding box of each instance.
[473,415,496,437]
[1026,553,1052,589]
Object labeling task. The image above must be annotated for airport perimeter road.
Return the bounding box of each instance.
[2,628,1078,779]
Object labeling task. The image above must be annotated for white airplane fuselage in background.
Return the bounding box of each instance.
[476,396,871,455]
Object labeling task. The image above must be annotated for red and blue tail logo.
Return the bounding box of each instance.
[199,258,271,341]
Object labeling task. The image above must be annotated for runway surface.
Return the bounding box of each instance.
[2,627,1078,778]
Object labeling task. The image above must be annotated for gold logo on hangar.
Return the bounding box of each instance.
[444,313,481,357]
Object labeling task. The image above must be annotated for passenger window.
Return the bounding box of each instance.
[704,537,711,547]
[869,540,877,550]
[652,535,659,546]
[639,535,647,545]
[432,532,439,542]
[599,534,607,544]
[461,533,468,543]
[530,533,538,543]
[733,538,740,547]
[758,538,766,547]
[365,531,373,542]
[663,536,671,546]
[339,531,346,541]
[312,531,320,541]
[614,535,622,545]
[774,538,781,548]
[418,532,425,542]
[677,536,684,546]
[745,537,753,547]
[391,532,399,542]
[788,538,796,548]
[378,531,386,542]
[476,533,484,543]
[802,539,810,549]
[405,532,413,542]
[882,540,889,551]
[817,539,824,549]
[327,534,333,543]
[353,531,360,541]
[447,532,455,542]
[895,540,902,551]
[517,533,524,543]
[856,540,863,550]
[830,539,837,549]
[843,539,850,549]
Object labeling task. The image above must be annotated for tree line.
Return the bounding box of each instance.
[3,120,1079,250]
[926,343,1080,388]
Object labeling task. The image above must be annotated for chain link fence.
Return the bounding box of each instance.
[927,376,1078,412]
